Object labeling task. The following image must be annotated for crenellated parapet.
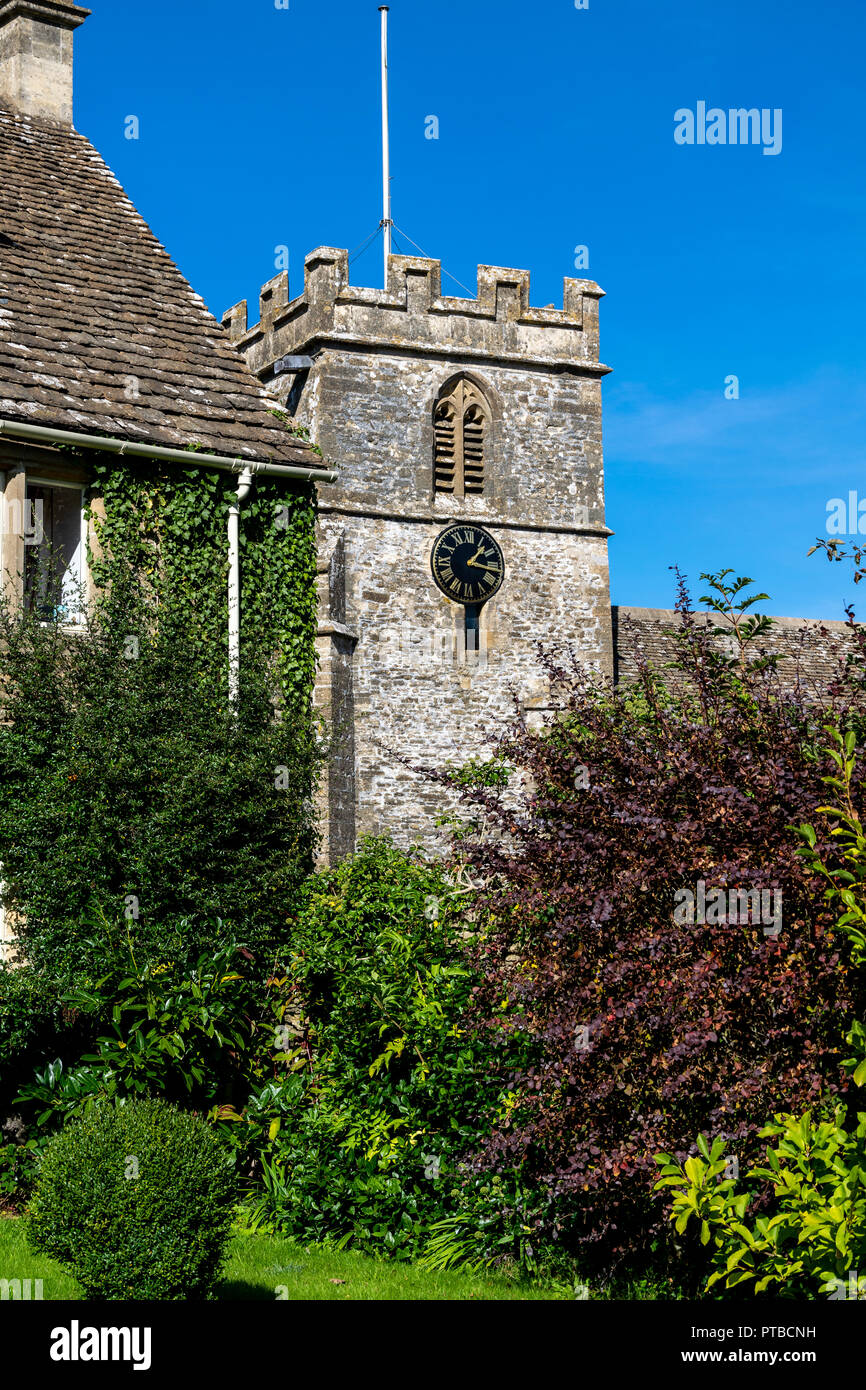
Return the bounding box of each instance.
[222,248,610,380]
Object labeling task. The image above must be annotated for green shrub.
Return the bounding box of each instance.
[0,966,93,1124]
[26,1098,237,1299]
[655,1109,866,1298]
[0,581,319,984]
[16,927,256,1131]
[243,838,525,1262]
[0,1140,39,1206]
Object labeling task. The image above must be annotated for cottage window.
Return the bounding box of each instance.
[22,480,87,625]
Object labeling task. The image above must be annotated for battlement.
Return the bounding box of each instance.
[223,248,610,379]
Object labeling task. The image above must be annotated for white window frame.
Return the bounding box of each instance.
[23,476,88,629]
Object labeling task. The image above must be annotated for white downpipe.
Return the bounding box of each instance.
[0,469,5,593]
[228,467,254,706]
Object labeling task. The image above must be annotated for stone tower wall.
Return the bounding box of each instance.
[226,248,614,855]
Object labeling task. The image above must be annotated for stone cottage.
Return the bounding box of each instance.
[0,0,333,954]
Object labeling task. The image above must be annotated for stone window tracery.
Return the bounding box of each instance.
[433,378,490,497]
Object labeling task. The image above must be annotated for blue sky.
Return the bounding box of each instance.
[75,0,866,619]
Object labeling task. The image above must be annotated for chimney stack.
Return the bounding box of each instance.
[0,0,90,126]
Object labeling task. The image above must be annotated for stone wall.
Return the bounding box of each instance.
[318,511,610,848]
[613,605,859,698]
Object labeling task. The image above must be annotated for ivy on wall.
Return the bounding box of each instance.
[85,457,318,714]
[0,447,321,978]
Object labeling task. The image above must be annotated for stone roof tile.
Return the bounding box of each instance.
[0,106,322,469]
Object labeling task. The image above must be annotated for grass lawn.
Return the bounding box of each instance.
[0,1215,568,1301]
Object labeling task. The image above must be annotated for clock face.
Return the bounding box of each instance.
[430,524,505,605]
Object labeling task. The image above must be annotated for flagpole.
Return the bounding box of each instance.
[379,6,392,287]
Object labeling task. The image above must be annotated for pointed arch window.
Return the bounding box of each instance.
[433,378,490,497]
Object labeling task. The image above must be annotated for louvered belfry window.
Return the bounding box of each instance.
[433,379,489,496]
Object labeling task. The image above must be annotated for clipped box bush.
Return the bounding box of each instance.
[26,1098,236,1300]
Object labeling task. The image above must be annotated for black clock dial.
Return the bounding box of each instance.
[430,524,505,605]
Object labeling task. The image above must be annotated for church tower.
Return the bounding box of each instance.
[223,249,614,860]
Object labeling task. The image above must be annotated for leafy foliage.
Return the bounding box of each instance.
[15,920,259,1127]
[0,448,320,979]
[655,1110,866,1298]
[0,966,90,1117]
[0,1140,39,1207]
[86,458,318,712]
[798,728,866,967]
[797,726,866,1089]
[26,1098,236,1300]
[242,838,523,1262]
[0,591,318,979]
[447,572,866,1276]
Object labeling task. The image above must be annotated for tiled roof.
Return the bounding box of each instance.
[0,105,321,467]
